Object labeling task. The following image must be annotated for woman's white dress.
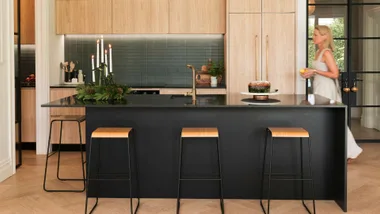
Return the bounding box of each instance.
[312,48,363,159]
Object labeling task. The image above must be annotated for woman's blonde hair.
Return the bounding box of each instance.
[315,25,335,51]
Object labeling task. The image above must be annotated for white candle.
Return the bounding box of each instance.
[104,50,108,77]
[91,55,95,82]
[96,40,99,67]
[109,44,113,73]
[101,35,104,63]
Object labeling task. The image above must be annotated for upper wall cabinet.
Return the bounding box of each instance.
[113,0,169,33]
[262,0,295,13]
[14,0,35,44]
[169,0,226,34]
[229,0,261,13]
[229,0,295,13]
[56,0,112,34]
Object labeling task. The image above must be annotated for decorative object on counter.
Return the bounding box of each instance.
[195,58,224,86]
[61,60,82,84]
[22,73,36,86]
[91,35,113,84]
[248,81,271,93]
[241,89,280,101]
[78,70,84,83]
[76,73,131,101]
[207,59,224,87]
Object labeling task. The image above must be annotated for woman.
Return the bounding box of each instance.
[301,25,363,163]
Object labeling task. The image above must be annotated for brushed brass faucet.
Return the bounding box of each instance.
[185,64,196,103]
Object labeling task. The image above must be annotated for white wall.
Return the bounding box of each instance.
[0,0,16,182]
[296,0,307,94]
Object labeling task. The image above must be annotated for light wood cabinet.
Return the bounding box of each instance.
[229,0,261,13]
[21,88,36,142]
[13,0,35,44]
[169,0,226,34]
[227,13,295,95]
[263,0,295,13]
[56,0,112,34]
[262,13,295,94]
[50,88,86,144]
[113,0,169,33]
[228,14,261,94]
[229,0,295,13]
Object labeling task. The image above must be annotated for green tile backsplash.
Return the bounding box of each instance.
[64,35,224,87]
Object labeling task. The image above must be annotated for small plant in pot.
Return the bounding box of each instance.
[208,60,224,87]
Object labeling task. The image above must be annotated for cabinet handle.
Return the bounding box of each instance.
[255,35,258,80]
[266,35,269,81]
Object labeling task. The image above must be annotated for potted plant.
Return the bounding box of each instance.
[208,60,225,87]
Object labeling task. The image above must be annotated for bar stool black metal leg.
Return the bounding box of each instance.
[300,137,305,206]
[266,136,274,214]
[260,129,269,213]
[307,137,316,214]
[78,121,86,190]
[216,136,224,214]
[127,137,136,214]
[176,137,184,214]
[43,120,55,192]
[133,132,140,213]
[85,138,98,214]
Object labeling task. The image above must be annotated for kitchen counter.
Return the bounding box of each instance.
[42,93,344,108]
[49,83,227,89]
[41,93,347,212]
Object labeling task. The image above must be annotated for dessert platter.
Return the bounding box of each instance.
[240,81,281,105]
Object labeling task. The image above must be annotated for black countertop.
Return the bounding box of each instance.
[41,93,346,108]
[49,83,226,89]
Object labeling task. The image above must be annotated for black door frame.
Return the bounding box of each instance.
[15,0,22,168]
[306,0,380,143]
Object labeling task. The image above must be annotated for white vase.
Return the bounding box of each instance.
[211,76,217,87]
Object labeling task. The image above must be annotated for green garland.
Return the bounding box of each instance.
[76,68,131,101]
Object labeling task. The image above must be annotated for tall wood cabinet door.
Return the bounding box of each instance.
[21,88,36,142]
[229,0,261,13]
[169,0,225,33]
[228,14,261,94]
[263,0,295,13]
[113,0,169,33]
[262,13,295,94]
[20,0,35,44]
[56,0,112,34]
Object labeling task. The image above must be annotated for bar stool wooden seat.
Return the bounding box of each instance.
[260,127,316,214]
[43,115,86,192]
[177,127,224,214]
[85,127,140,214]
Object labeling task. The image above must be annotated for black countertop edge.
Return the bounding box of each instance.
[41,93,347,108]
[48,84,227,89]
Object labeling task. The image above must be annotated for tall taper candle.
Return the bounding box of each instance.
[91,55,95,82]
[109,44,113,73]
[96,40,99,67]
[104,50,108,77]
[101,35,104,63]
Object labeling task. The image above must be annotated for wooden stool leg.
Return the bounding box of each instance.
[176,137,184,214]
[216,136,224,214]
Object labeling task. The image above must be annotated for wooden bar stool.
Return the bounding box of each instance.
[260,127,316,214]
[43,115,86,192]
[85,127,140,214]
[177,127,224,214]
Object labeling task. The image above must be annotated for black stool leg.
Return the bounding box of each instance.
[301,137,316,214]
[260,130,274,214]
[216,136,224,214]
[43,120,56,192]
[127,137,136,214]
[78,121,86,190]
[85,138,98,214]
[132,130,140,213]
[260,129,270,214]
[56,121,63,181]
[176,137,184,214]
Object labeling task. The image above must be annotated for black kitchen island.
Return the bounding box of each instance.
[42,93,347,212]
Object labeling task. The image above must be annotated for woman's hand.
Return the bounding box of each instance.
[300,68,316,79]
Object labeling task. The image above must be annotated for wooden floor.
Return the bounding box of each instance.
[0,144,379,214]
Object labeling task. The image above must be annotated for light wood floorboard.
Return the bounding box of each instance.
[0,143,379,213]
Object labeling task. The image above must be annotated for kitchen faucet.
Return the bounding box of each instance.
[185,64,196,103]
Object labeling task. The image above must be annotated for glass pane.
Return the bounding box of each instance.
[352,5,380,38]
[311,0,347,4]
[350,107,380,140]
[352,39,380,71]
[349,73,380,106]
[308,6,347,38]
[307,39,346,71]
